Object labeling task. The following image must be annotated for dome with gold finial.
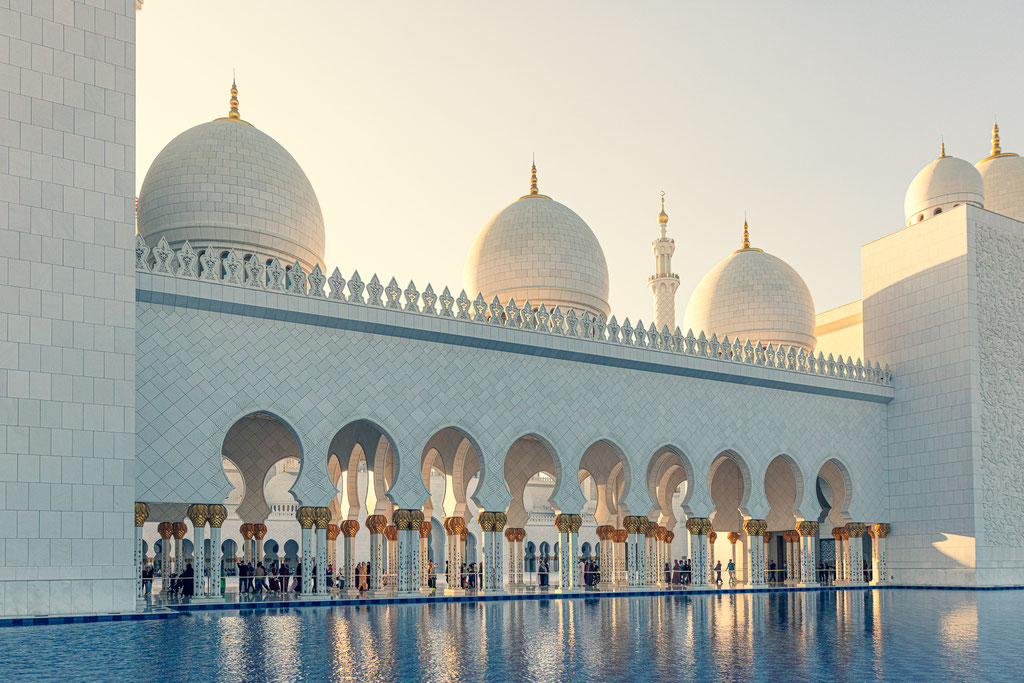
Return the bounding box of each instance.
[138,80,326,273]
[465,162,611,319]
[682,220,816,352]
[976,122,1024,222]
[904,141,984,227]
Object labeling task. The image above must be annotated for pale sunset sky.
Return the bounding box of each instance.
[137,1,1017,318]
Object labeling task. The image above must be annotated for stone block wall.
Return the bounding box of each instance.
[0,0,136,616]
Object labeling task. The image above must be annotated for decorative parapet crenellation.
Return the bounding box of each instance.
[135,235,893,386]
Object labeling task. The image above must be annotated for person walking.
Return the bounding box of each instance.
[714,560,723,586]
[727,559,736,585]
[254,562,266,593]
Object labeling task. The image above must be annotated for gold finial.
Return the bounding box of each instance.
[742,218,750,250]
[530,157,539,195]
[228,78,240,120]
[992,121,1001,156]
[939,139,945,158]
[658,191,668,225]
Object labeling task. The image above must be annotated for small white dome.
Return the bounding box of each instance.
[138,89,325,273]
[682,227,816,352]
[465,168,610,319]
[976,124,1024,222]
[904,146,984,226]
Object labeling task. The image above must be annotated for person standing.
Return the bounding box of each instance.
[254,563,266,593]
[727,559,736,585]
[714,560,723,586]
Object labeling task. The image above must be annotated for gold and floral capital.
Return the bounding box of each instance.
[492,512,507,532]
[567,514,583,533]
[443,516,465,536]
[645,522,658,539]
[394,509,413,531]
[845,522,867,538]
[419,521,432,539]
[254,523,267,540]
[326,524,340,541]
[240,523,254,540]
[187,504,209,527]
[727,532,741,545]
[797,521,819,537]
[478,511,496,532]
[157,522,173,540]
[384,525,398,542]
[134,502,149,527]
[708,530,718,544]
[763,531,772,544]
[596,525,613,541]
[838,528,849,541]
[171,522,188,539]
[207,504,228,528]
[409,510,425,528]
[613,529,628,544]
[295,506,317,530]
[831,528,844,541]
[366,514,388,534]
[515,528,527,542]
[874,523,891,539]
[743,519,767,536]
[623,516,646,534]
[314,507,331,530]
[459,527,468,542]
[341,520,360,538]
[553,514,572,533]
[685,517,711,535]
[666,531,674,543]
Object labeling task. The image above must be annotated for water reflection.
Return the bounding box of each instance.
[0,590,1015,681]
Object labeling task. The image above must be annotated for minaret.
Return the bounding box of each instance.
[648,192,680,332]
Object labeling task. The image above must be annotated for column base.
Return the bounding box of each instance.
[869,580,885,586]
[480,589,506,595]
[342,589,360,599]
[420,586,435,595]
[797,581,819,588]
[597,582,614,591]
[135,598,148,611]
[367,589,390,598]
[845,580,867,586]
[188,596,226,604]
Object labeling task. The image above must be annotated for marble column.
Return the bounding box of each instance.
[240,524,254,569]
[366,514,388,596]
[785,531,799,585]
[459,526,469,585]
[727,532,741,585]
[253,523,267,567]
[187,504,209,597]
[504,527,520,591]
[443,516,465,596]
[845,523,868,585]
[172,522,187,578]
[613,529,628,588]
[871,523,889,584]
[708,530,718,583]
[491,513,506,592]
[327,523,340,588]
[797,521,819,587]
[394,509,422,595]
[686,518,712,587]
[207,504,227,597]
[419,521,433,594]
[385,525,398,592]
[478,512,497,593]
[743,519,767,586]
[315,508,330,596]
[596,526,614,590]
[554,514,572,590]
[762,532,772,584]
[625,516,647,588]
[341,520,360,597]
[645,524,657,586]
[296,507,316,596]
[664,530,676,588]
[832,528,846,583]
[134,503,149,602]
[567,514,582,590]
[157,522,173,593]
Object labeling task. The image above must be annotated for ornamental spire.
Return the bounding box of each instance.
[228,78,240,120]
[742,218,750,250]
[529,156,539,195]
[992,121,1002,156]
[939,139,945,158]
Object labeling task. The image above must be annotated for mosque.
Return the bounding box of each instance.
[2,1,1024,617]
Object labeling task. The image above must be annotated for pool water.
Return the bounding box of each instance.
[0,590,1017,682]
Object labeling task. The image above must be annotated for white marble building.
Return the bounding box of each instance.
[2,1,1023,617]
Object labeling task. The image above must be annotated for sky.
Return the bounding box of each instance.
[136,1,1016,319]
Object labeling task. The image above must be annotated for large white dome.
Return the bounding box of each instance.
[682,225,816,352]
[976,123,1024,222]
[904,145,984,227]
[465,167,611,319]
[138,86,325,273]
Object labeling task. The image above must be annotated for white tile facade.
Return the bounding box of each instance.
[0,0,136,616]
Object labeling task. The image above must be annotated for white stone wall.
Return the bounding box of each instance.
[0,0,136,616]
[133,265,890,549]
[863,205,1024,585]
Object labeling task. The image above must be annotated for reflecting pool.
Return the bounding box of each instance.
[0,590,1019,681]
